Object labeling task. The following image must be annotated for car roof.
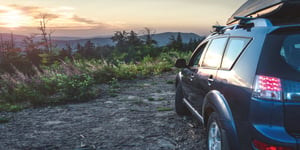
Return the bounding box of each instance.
[208,18,300,39]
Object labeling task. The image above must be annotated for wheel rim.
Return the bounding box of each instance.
[208,121,221,150]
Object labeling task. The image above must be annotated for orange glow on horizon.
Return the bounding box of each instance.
[0,6,23,28]
[0,0,246,37]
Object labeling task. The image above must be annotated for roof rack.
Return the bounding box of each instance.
[212,25,226,33]
[233,16,255,30]
[234,16,254,25]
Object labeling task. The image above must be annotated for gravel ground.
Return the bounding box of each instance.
[0,72,207,150]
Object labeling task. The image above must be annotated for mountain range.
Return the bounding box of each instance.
[0,32,205,49]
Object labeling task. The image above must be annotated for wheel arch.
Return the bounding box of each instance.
[203,90,240,150]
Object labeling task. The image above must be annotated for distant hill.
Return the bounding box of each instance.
[56,32,204,49]
[146,32,203,46]
[0,32,205,49]
[0,33,27,48]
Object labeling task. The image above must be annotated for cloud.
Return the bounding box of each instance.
[4,4,104,26]
[71,15,113,29]
[33,13,60,20]
[0,4,118,36]
[0,10,6,13]
[9,4,41,16]
[8,4,60,20]
[72,15,98,25]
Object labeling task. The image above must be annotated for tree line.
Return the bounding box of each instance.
[0,27,202,75]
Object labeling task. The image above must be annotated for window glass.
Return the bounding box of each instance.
[189,42,208,67]
[280,34,300,71]
[202,38,227,68]
[221,38,251,70]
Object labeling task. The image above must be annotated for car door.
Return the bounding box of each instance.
[191,37,228,112]
[180,42,208,110]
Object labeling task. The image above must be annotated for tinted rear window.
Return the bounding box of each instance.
[280,34,300,71]
[257,31,300,80]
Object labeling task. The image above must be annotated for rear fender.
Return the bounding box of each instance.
[203,90,240,150]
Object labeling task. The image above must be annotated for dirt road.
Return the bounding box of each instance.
[0,72,207,150]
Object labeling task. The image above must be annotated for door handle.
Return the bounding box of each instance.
[208,75,214,86]
[190,73,195,81]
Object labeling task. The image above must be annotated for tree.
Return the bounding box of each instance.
[176,32,183,50]
[84,40,96,58]
[184,38,202,52]
[143,27,157,46]
[128,30,142,46]
[111,30,129,53]
[23,34,42,66]
[59,44,72,60]
[38,13,55,52]
[76,40,97,59]
[168,32,184,51]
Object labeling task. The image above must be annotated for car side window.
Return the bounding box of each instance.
[201,37,227,68]
[188,42,208,67]
[221,37,251,70]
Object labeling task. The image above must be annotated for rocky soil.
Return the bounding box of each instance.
[0,72,207,150]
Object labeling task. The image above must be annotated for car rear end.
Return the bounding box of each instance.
[250,26,300,150]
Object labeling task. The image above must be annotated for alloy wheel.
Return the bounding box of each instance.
[208,121,221,150]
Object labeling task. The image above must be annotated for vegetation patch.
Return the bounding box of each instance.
[0,117,9,124]
[0,28,195,111]
[0,103,23,112]
[157,107,173,112]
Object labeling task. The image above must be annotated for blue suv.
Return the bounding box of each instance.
[175,16,300,150]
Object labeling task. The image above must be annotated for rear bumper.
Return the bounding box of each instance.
[249,97,298,149]
[251,124,297,149]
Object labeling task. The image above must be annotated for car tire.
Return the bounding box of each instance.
[207,112,229,150]
[175,83,190,115]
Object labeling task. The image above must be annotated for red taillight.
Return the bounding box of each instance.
[252,140,292,150]
[252,75,282,101]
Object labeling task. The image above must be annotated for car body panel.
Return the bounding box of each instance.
[175,18,300,149]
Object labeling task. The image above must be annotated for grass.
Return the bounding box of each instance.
[166,80,174,84]
[157,107,173,112]
[0,117,9,124]
[0,51,190,111]
[148,97,165,101]
[0,103,23,112]
[148,97,155,101]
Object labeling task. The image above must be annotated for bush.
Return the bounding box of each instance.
[58,74,95,101]
[0,62,98,106]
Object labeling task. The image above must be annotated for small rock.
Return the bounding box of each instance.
[157,138,176,149]
[104,101,113,104]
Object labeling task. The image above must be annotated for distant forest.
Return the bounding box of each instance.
[0,28,203,74]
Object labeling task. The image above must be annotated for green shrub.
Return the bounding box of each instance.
[0,103,23,112]
[0,83,46,106]
[58,74,95,101]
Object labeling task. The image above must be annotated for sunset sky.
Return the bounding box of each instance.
[0,0,246,37]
